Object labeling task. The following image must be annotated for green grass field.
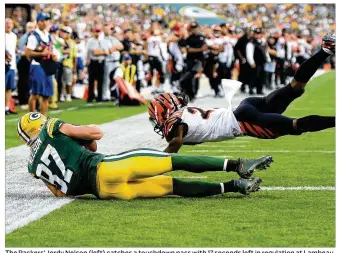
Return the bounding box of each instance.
[5,72,336,247]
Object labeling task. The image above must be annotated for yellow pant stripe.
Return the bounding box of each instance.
[103,148,169,162]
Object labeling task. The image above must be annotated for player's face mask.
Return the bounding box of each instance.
[214,31,221,38]
[149,118,164,138]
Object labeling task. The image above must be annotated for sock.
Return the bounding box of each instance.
[222,180,238,193]
[172,154,234,173]
[294,49,331,83]
[5,106,9,111]
[172,178,222,197]
[296,115,335,133]
[225,159,240,172]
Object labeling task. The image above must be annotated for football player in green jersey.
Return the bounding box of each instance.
[17,112,273,199]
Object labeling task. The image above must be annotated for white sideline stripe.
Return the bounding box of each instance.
[49,110,63,114]
[188,150,335,154]
[66,107,78,111]
[46,106,79,115]
[198,145,247,148]
[5,198,73,234]
[199,141,251,145]
[176,176,208,179]
[7,117,21,122]
[261,186,335,191]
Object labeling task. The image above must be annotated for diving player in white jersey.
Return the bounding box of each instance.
[148,34,335,153]
[148,92,273,178]
[165,105,242,144]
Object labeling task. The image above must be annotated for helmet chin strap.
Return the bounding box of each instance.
[153,124,164,138]
[27,125,44,146]
[27,134,39,146]
[152,106,164,138]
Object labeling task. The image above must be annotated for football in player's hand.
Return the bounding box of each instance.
[74,138,98,152]
[83,140,97,152]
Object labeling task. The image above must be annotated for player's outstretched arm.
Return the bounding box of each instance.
[164,124,185,153]
[59,123,104,140]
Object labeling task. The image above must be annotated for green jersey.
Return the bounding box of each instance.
[28,118,105,196]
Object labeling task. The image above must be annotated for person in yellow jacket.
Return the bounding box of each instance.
[120,54,136,86]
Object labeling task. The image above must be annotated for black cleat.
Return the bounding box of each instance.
[233,177,263,195]
[237,155,273,179]
[322,33,335,55]
[5,109,17,115]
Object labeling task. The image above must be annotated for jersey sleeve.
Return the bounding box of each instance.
[46,118,65,138]
[163,111,183,138]
[47,120,93,146]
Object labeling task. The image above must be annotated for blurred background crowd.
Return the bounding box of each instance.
[5,3,336,116]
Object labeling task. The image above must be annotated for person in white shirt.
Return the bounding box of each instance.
[17,22,35,109]
[246,27,269,94]
[102,23,124,101]
[167,24,185,93]
[274,36,287,87]
[5,18,18,115]
[297,30,313,65]
[218,25,235,81]
[74,33,86,85]
[25,12,58,116]
[145,29,165,94]
[86,25,109,103]
[204,25,225,97]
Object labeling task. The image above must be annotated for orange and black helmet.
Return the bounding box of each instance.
[148,92,189,137]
